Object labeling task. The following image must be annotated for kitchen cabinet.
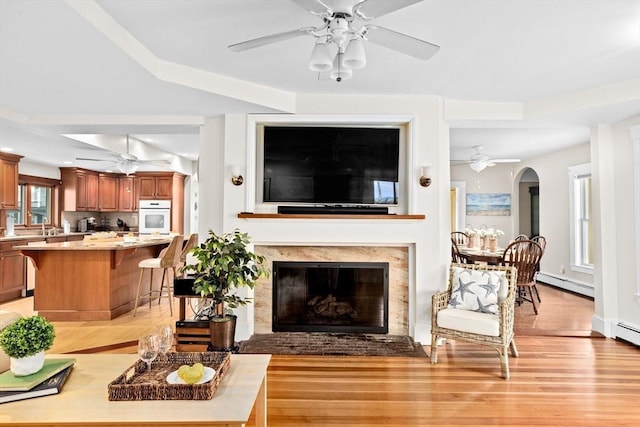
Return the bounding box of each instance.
[0,152,22,209]
[136,172,185,233]
[61,168,99,211]
[0,245,25,302]
[98,174,119,211]
[137,174,174,199]
[0,237,44,302]
[118,176,135,212]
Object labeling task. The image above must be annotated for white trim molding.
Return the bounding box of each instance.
[536,271,594,298]
[629,124,640,302]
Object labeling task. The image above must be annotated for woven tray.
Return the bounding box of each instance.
[108,352,231,401]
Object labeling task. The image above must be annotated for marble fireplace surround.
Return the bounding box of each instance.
[253,245,410,336]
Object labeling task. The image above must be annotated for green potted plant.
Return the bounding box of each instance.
[182,229,269,350]
[0,315,55,376]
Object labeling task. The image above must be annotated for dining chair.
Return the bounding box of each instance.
[530,235,547,302]
[514,234,529,241]
[451,238,470,264]
[451,231,469,247]
[431,262,518,379]
[531,235,547,252]
[500,240,544,314]
[134,234,184,316]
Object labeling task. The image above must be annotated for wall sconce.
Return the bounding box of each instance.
[419,166,432,187]
[231,166,244,186]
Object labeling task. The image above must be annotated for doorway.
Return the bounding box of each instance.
[517,168,539,237]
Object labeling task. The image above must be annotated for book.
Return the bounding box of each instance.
[0,358,76,391]
[0,365,73,404]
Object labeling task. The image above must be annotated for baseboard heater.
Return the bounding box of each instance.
[536,272,594,298]
[616,322,640,346]
[277,205,389,215]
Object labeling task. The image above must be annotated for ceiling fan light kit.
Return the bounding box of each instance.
[117,159,139,175]
[229,0,439,82]
[309,42,334,71]
[469,161,487,173]
[329,51,353,81]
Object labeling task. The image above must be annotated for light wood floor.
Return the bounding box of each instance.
[2,284,639,426]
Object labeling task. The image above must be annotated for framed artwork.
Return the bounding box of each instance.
[466,193,511,216]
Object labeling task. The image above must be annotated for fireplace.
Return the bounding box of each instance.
[272,261,389,334]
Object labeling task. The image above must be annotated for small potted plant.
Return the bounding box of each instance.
[182,229,269,350]
[0,315,55,376]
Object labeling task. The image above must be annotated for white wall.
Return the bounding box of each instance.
[522,143,590,280]
[18,160,60,179]
[597,115,640,340]
[197,95,451,344]
[450,162,517,247]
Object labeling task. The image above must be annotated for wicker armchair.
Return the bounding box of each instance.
[431,262,518,379]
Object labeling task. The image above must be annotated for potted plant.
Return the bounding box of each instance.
[182,229,269,351]
[0,315,55,376]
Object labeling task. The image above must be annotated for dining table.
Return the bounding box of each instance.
[458,246,505,265]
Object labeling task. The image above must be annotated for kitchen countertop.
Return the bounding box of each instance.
[0,232,91,242]
[13,236,173,251]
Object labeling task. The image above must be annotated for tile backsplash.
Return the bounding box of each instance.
[61,211,139,232]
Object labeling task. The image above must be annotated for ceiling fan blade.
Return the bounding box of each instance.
[75,157,109,162]
[229,28,312,52]
[354,0,423,19]
[365,25,439,60]
[145,160,171,166]
[491,159,521,163]
[290,0,332,15]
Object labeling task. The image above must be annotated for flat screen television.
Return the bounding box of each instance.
[261,126,400,205]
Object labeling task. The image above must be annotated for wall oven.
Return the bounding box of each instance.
[139,200,171,235]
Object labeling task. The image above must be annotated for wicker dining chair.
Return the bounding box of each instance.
[500,240,544,314]
[431,262,518,379]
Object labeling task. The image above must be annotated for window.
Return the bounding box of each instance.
[568,164,593,273]
[6,180,55,227]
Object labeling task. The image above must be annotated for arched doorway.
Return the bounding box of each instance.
[516,167,540,238]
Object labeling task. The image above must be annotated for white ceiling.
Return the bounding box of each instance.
[0,0,638,173]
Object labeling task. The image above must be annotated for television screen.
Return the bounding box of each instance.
[262,126,400,205]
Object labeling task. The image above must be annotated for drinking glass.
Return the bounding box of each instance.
[155,324,174,361]
[138,334,159,372]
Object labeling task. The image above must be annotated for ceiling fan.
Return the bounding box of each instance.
[75,135,169,175]
[228,0,439,81]
[451,146,521,172]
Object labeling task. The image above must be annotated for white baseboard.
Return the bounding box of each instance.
[615,321,640,346]
[536,271,594,298]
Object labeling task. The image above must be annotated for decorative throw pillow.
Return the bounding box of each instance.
[447,267,505,314]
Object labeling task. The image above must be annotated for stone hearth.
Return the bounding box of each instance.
[238,332,426,357]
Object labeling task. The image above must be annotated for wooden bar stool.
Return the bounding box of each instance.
[133,235,183,317]
[175,233,198,279]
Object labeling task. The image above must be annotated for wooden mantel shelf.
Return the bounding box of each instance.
[237,213,426,220]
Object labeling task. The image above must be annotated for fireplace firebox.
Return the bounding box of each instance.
[272,261,389,333]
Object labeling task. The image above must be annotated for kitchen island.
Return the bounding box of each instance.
[14,237,174,321]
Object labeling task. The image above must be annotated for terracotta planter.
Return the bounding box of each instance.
[488,237,498,252]
[10,351,45,376]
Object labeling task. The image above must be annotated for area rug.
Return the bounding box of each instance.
[237,332,428,357]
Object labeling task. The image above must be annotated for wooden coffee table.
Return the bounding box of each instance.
[0,353,270,427]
